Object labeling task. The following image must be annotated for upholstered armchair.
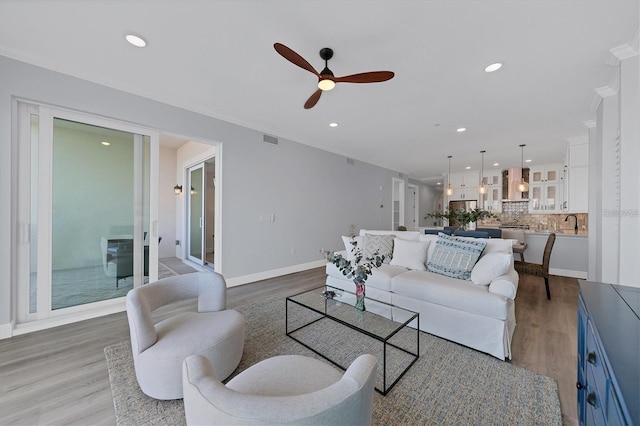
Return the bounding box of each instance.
[126,271,245,400]
[182,353,378,425]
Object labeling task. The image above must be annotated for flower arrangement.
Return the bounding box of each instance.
[425,208,499,230]
[325,239,385,311]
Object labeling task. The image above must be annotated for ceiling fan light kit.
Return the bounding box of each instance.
[274,42,394,109]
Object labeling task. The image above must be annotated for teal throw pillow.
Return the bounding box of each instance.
[427,233,487,280]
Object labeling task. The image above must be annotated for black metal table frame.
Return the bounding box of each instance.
[286,286,419,395]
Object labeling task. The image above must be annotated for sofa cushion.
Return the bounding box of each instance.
[326,263,406,292]
[391,270,509,320]
[341,236,362,260]
[471,252,512,285]
[427,233,486,280]
[362,233,394,264]
[389,238,430,271]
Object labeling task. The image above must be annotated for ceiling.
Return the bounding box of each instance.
[1,1,638,185]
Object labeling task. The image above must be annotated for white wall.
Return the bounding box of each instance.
[158,145,177,258]
[0,56,397,329]
[588,34,640,287]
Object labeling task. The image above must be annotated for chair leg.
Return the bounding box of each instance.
[544,277,551,300]
[519,253,525,262]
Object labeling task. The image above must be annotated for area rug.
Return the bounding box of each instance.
[105,297,562,426]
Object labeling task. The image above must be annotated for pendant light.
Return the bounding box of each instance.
[445,155,454,196]
[478,150,487,194]
[517,144,529,192]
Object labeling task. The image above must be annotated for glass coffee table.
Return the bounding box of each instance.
[286,285,419,395]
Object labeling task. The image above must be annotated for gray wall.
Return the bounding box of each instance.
[0,56,399,327]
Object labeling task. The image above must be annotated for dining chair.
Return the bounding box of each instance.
[514,232,556,299]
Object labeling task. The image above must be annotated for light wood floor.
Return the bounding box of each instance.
[0,268,579,425]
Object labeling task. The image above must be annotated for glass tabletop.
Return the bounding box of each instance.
[286,286,418,341]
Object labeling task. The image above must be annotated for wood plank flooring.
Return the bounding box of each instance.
[0,268,579,425]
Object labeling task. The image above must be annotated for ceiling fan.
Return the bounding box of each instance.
[274,42,395,109]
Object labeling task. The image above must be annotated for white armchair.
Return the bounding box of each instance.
[182,353,378,425]
[126,271,245,400]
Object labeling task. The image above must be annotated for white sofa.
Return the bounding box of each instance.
[325,230,519,360]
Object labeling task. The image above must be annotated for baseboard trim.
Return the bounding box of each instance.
[0,322,14,340]
[226,260,326,288]
[550,267,587,279]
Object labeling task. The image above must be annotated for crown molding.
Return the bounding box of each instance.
[590,68,620,111]
[567,136,589,145]
[582,120,597,129]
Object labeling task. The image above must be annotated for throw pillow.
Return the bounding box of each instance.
[427,233,487,280]
[341,236,363,261]
[362,233,395,264]
[389,238,430,270]
[470,252,512,285]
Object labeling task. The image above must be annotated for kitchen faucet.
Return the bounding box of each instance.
[565,214,578,234]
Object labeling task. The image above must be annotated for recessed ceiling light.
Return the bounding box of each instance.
[484,62,502,73]
[101,141,110,146]
[465,166,471,170]
[437,182,441,185]
[525,159,532,163]
[456,127,467,133]
[493,162,499,167]
[329,122,338,127]
[125,33,147,48]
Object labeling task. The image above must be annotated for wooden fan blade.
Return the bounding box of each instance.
[274,43,319,76]
[304,89,322,109]
[335,71,395,84]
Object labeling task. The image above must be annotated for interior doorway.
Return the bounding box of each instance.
[186,157,215,269]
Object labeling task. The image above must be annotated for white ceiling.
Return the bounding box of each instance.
[1,0,638,184]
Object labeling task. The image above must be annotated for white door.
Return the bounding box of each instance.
[15,102,158,326]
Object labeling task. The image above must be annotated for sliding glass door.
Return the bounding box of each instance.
[187,163,205,265]
[16,102,158,325]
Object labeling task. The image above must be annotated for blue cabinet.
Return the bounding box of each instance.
[577,281,639,426]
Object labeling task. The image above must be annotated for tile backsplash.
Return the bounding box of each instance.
[479,203,588,232]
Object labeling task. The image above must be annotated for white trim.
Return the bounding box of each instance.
[550,267,587,279]
[0,322,14,339]
[11,299,126,336]
[225,260,326,288]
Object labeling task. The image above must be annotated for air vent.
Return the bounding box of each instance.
[263,134,279,145]
[346,158,355,165]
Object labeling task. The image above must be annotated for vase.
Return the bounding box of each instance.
[354,281,366,311]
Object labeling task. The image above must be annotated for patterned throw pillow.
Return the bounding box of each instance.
[362,233,395,264]
[427,233,486,280]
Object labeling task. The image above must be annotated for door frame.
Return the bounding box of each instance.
[407,183,419,231]
[13,100,159,334]
[177,145,222,274]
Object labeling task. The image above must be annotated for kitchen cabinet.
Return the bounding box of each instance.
[481,169,502,212]
[529,164,563,213]
[565,143,589,213]
[577,281,638,426]
[448,171,479,201]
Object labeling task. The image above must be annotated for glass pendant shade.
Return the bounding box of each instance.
[445,155,453,196]
[478,150,487,194]
[518,144,528,193]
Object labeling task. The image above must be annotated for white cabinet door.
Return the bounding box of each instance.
[529,164,563,213]
[568,166,589,213]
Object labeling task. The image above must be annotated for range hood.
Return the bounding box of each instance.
[501,168,529,202]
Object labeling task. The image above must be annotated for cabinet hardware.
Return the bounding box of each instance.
[576,381,585,390]
[587,391,597,407]
[587,351,596,364]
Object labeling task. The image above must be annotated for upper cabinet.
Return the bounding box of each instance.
[481,169,502,212]
[565,143,589,213]
[448,171,479,200]
[529,164,563,213]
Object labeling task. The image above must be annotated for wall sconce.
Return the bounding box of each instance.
[190,186,196,195]
[174,185,182,195]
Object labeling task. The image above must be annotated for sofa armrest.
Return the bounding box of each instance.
[488,268,519,299]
